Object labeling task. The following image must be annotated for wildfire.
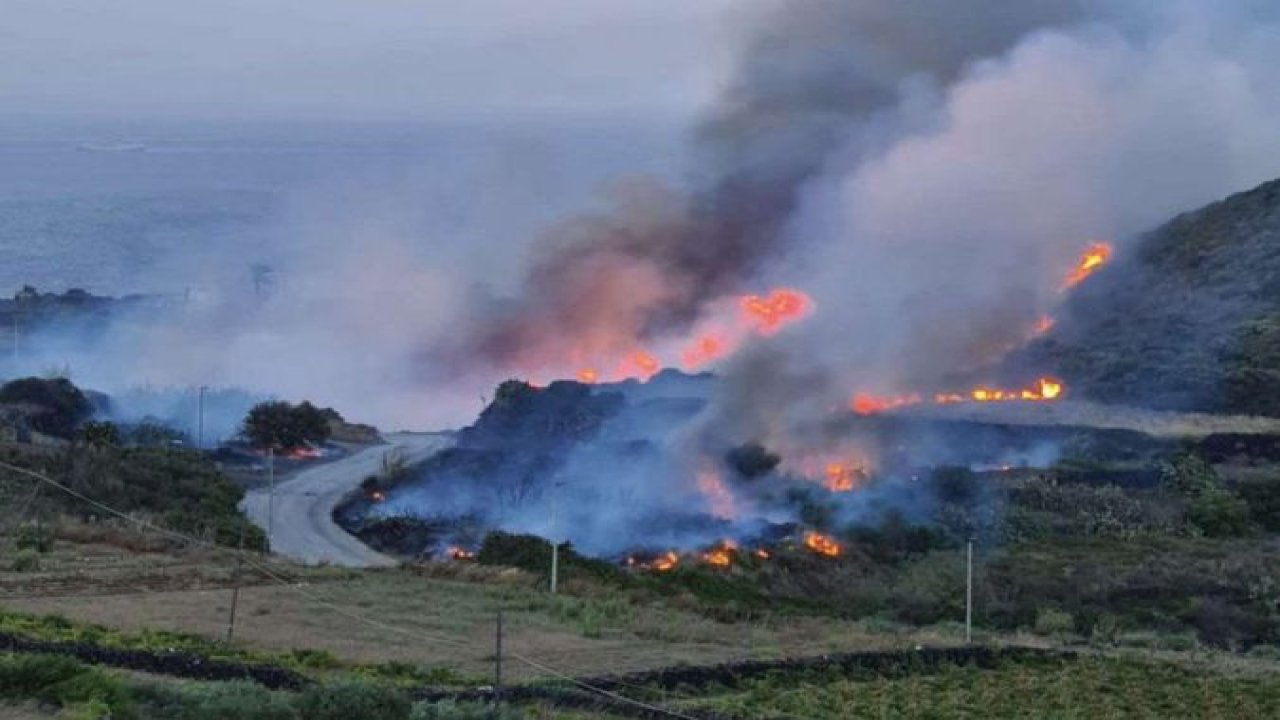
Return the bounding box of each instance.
[1062,242,1113,290]
[754,548,771,560]
[824,463,866,492]
[968,376,1063,402]
[576,368,599,384]
[740,288,813,335]
[681,333,728,370]
[803,531,842,558]
[852,393,921,416]
[370,491,386,503]
[445,546,475,561]
[701,541,737,568]
[615,350,661,381]
[854,377,1065,415]
[651,551,679,572]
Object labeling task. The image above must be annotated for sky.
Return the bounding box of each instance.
[1,0,737,125]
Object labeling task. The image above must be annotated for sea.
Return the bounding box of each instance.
[0,123,686,297]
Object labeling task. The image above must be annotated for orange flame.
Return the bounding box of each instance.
[576,368,599,384]
[651,551,679,572]
[1062,242,1113,290]
[852,393,921,416]
[617,350,661,381]
[803,531,841,557]
[702,541,736,568]
[681,333,729,370]
[754,548,771,560]
[824,463,866,492]
[854,377,1065,415]
[445,546,475,561]
[740,289,813,335]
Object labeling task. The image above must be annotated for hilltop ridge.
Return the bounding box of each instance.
[1017,177,1280,416]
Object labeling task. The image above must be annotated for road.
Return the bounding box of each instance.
[240,433,450,567]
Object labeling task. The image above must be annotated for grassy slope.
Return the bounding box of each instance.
[1017,177,1280,415]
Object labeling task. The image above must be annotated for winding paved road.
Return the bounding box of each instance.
[240,432,450,567]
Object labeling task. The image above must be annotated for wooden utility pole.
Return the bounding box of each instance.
[965,537,974,644]
[493,611,504,716]
[225,523,247,643]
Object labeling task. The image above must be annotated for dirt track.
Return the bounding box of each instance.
[240,433,449,567]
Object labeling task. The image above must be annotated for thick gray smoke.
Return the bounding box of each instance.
[468,0,1117,372]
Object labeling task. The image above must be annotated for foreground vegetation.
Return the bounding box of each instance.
[676,654,1280,719]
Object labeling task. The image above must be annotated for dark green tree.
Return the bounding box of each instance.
[242,400,332,450]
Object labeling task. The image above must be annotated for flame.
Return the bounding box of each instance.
[576,368,599,384]
[617,350,660,381]
[824,463,866,492]
[681,333,729,370]
[1062,242,1113,290]
[370,491,386,503]
[854,377,1065,415]
[702,541,736,568]
[754,548,771,560]
[651,551,679,572]
[740,289,813,335]
[445,546,475,561]
[852,393,921,416]
[803,532,841,558]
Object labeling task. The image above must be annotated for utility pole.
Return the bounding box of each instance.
[196,385,207,451]
[965,537,974,644]
[549,481,559,594]
[267,447,276,548]
[225,522,247,643]
[492,611,504,716]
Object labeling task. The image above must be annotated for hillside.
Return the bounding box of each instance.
[1016,177,1280,416]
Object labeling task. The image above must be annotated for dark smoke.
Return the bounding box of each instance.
[469,0,1116,374]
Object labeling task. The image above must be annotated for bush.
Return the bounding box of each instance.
[15,522,53,552]
[169,682,298,720]
[11,549,40,572]
[295,679,412,720]
[1033,608,1076,637]
[0,654,130,714]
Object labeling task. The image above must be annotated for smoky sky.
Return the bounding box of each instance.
[1,0,735,124]
[5,0,1280,434]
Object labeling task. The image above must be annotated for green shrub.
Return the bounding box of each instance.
[15,523,53,552]
[11,549,41,572]
[169,682,297,720]
[1185,487,1251,538]
[1033,608,1076,637]
[0,654,130,715]
[296,679,412,720]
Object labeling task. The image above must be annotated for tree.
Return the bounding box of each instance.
[80,420,120,448]
[242,400,332,450]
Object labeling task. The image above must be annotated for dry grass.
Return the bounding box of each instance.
[0,549,960,682]
[897,399,1280,437]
